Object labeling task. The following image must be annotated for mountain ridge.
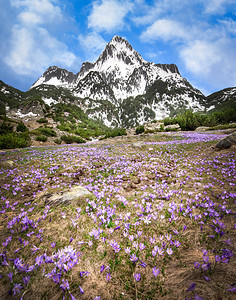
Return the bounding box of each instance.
[1,36,235,128]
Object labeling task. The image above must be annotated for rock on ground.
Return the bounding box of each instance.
[41,185,92,207]
[215,132,236,150]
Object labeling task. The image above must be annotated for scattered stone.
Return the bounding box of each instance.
[150,157,161,162]
[0,160,14,168]
[215,132,236,150]
[41,185,92,207]
[195,126,210,132]
[132,142,145,148]
[164,124,180,131]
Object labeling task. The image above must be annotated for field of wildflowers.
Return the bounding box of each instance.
[0,131,235,299]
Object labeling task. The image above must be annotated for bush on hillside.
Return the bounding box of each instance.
[16,122,28,132]
[54,138,62,144]
[0,132,31,149]
[164,108,236,131]
[31,127,57,137]
[102,128,127,139]
[61,135,85,144]
[37,118,48,124]
[0,122,14,135]
[35,135,47,142]
[135,125,145,134]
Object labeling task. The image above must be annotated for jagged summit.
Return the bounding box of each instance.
[31,35,180,98]
[27,35,207,126]
[31,66,76,89]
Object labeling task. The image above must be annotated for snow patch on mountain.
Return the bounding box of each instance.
[42,97,59,106]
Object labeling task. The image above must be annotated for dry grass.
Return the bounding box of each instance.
[0,133,235,299]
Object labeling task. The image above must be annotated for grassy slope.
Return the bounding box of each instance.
[0,132,235,299]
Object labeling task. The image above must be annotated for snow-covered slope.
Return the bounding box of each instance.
[27,35,209,127]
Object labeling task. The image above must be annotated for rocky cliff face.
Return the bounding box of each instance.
[28,36,208,126]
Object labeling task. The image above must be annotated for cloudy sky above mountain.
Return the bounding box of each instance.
[0,0,235,95]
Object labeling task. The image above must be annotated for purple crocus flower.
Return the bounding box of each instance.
[203,275,210,282]
[152,267,160,277]
[70,293,77,300]
[186,282,195,292]
[139,261,147,268]
[23,276,30,285]
[215,255,221,262]
[194,295,203,300]
[7,272,13,282]
[79,286,84,294]
[130,253,138,262]
[106,272,112,282]
[12,283,22,295]
[60,279,70,291]
[134,273,141,282]
[227,285,236,293]
[100,265,105,273]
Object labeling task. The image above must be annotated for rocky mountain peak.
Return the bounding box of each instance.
[95,35,144,68]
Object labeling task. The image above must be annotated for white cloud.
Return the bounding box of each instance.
[141,19,190,42]
[88,0,133,32]
[6,26,77,75]
[180,38,236,88]
[203,0,235,14]
[5,0,78,75]
[11,0,62,25]
[78,32,107,62]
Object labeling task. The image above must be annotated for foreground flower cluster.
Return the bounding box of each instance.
[0,132,235,299]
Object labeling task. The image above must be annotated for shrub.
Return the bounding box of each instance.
[0,132,31,149]
[102,128,127,139]
[37,118,48,124]
[31,127,57,137]
[0,122,14,135]
[61,135,85,144]
[135,125,145,135]
[16,122,28,132]
[35,135,47,142]
[54,138,62,144]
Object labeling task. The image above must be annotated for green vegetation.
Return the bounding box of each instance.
[61,134,85,144]
[35,135,48,142]
[163,108,236,131]
[135,125,145,134]
[0,121,31,149]
[54,138,62,144]
[0,122,14,135]
[37,118,48,124]
[31,127,57,137]
[101,128,127,139]
[16,122,28,132]
[0,132,31,149]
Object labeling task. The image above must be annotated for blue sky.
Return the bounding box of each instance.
[0,0,235,95]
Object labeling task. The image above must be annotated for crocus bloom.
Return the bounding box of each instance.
[125,247,131,254]
[152,267,160,277]
[70,293,76,300]
[12,283,22,295]
[23,276,30,285]
[186,282,195,292]
[194,295,203,300]
[79,286,84,294]
[134,273,141,281]
[203,275,210,282]
[166,247,173,255]
[106,272,111,282]
[130,254,138,262]
[60,279,70,291]
[100,265,105,273]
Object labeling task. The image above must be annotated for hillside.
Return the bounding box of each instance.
[0,132,235,299]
